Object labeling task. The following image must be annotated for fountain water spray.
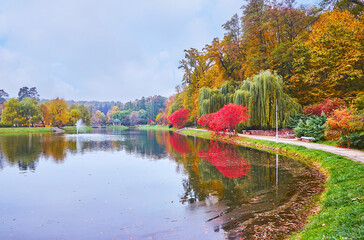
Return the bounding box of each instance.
[76,119,84,134]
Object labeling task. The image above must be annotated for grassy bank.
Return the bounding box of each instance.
[106,126,128,130]
[181,129,364,240]
[137,125,177,131]
[0,127,55,134]
[60,126,93,133]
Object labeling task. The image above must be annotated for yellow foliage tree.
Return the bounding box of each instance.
[48,98,69,127]
[292,9,364,104]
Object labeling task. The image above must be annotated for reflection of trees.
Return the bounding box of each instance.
[199,142,250,178]
[41,134,67,163]
[0,134,42,171]
[167,132,191,156]
[119,130,167,159]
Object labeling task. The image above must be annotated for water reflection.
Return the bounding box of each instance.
[0,129,322,239]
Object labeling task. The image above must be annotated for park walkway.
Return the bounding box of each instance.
[237,134,364,164]
[184,128,364,164]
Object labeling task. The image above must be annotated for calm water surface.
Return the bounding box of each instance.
[0,129,320,239]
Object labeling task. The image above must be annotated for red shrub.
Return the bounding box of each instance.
[198,112,216,128]
[213,104,250,133]
[168,109,191,129]
[304,98,345,117]
[147,119,155,125]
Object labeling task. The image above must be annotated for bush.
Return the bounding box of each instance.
[304,98,345,117]
[198,104,250,134]
[325,108,363,140]
[285,114,310,129]
[294,114,327,141]
[236,124,244,133]
[337,132,364,149]
[168,109,191,129]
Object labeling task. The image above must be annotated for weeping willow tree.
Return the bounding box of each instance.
[199,81,238,116]
[198,70,302,129]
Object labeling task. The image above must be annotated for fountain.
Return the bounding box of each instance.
[76,119,84,134]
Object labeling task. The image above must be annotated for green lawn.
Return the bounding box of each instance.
[0,127,55,134]
[106,126,129,130]
[137,125,177,131]
[181,129,364,240]
[60,126,93,133]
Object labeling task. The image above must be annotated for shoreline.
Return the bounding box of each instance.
[177,128,363,239]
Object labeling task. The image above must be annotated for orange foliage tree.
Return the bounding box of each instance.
[326,108,364,140]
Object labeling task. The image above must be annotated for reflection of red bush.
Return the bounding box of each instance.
[199,143,250,178]
[168,133,191,155]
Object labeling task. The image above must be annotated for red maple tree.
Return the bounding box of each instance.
[168,109,191,129]
[198,104,250,134]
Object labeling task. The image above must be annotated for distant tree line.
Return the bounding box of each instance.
[91,96,167,126]
[0,87,167,127]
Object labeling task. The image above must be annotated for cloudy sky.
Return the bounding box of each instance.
[0,0,316,102]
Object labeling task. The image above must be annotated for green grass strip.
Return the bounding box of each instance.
[137,125,177,131]
[105,126,129,130]
[60,126,93,133]
[181,129,364,240]
[0,127,55,134]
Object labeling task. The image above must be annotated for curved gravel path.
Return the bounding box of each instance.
[238,134,364,164]
[182,128,364,164]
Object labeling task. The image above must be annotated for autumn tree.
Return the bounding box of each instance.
[178,48,214,118]
[127,111,140,126]
[198,104,250,134]
[39,103,51,126]
[1,98,23,126]
[21,98,41,126]
[156,112,169,125]
[48,98,69,127]
[91,110,106,126]
[168,109,191,129]
[241,0,272,75]
[268,1,319,89]
[1,98,41,126]
[291,9,364,104]
[69,103,91,126]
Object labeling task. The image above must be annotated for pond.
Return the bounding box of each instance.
[0,129,323,239]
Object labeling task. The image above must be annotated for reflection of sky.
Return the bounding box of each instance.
[0,0,318,101]
[0,130,321,239]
